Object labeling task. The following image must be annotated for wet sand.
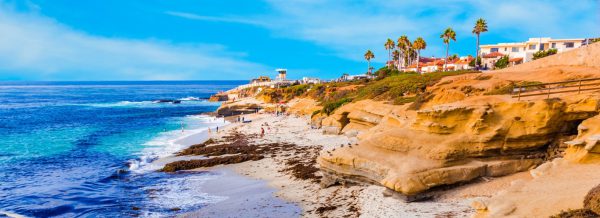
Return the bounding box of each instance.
[179,168,301,218]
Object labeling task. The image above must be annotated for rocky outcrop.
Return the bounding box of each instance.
[287,98,322,116]
[318,95,600,197]
[320,100,401,136]
[564,113,600,163]
[209,94,229,102]
[216,103,261,116]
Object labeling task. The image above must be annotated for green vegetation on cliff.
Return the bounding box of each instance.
[255,70,480,115]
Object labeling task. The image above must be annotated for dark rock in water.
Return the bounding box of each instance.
[154,99,181,104]
[131,206,140,211]
[170,208,181,211]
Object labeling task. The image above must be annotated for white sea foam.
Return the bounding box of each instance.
[178,96,201,101]
[128,115,229,173]
[75,100,219,108]
[140,173,228,217]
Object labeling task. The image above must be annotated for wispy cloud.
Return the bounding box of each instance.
[165,11,264,26]
[259,0,599,63]
[168,1,598,64]
[0,5,268,80]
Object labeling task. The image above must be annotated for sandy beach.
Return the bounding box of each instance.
[170,112,526,217]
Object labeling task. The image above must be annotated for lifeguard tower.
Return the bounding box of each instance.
[276,69,287,81]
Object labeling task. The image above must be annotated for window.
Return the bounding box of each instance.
[512,47,519,52]
[565,42,574,48]
[490,48,499,52]
[529,44,536,50]
[551,43,556,48]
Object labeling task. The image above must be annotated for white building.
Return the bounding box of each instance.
[480,37,585,64]
[301,77,321,84]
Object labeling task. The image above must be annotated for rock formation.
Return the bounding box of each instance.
[317,43,600,199]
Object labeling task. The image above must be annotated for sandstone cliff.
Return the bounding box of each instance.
[316,43,600,199]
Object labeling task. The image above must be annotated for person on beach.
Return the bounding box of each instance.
[208,127,211,134]
[261,127,265,138]
[216,126,219,133]
[181,122,184,133]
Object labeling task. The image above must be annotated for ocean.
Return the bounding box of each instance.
[0,81,245,217]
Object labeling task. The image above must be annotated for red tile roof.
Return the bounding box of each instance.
[483,52,505,58]
[509,57,523,62]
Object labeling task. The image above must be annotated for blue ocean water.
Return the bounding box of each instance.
[0,81,245,217]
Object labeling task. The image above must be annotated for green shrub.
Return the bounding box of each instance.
[311,109,321,118]
[533,48,558,60]
[322,98,352,115]
[469,57,481,67]
[374,66,401,79]
[495,55,509,69]
[393,96,416,105]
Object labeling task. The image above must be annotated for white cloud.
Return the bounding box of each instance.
[169,0,599,64]
[165,11,265,26]
[260,0,599,63]
[0,5,268,80]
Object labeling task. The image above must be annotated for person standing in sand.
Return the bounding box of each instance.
[261,127,265,138]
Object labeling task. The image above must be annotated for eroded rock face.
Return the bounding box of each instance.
[320,100,400,136]
[318,96,600,196]
[287,98,322,116]
[564,112,600,163]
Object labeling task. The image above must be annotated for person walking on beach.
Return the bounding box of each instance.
[261,127,265,138]
[216,126,219,133]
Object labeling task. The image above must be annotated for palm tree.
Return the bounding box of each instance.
[392,50,400,69]
[440,27,457,71]
[412,37,426,73]
[397,35,410,69]
[384,38,395,65]
[364,50,375,75]
[472,18,488,69]
[451,54,459,61]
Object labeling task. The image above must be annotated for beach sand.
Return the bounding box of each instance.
[176,113,524,217]
[180,168,301,218]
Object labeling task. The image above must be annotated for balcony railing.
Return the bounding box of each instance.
[512,77,600,100]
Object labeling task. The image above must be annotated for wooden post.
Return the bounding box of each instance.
[547,84,551,99]
[517,85,522,101]
[578,80,582,94]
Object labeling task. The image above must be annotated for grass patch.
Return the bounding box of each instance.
[322,98,352,115]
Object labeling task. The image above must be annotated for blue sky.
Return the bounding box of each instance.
[0,0,598,81]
